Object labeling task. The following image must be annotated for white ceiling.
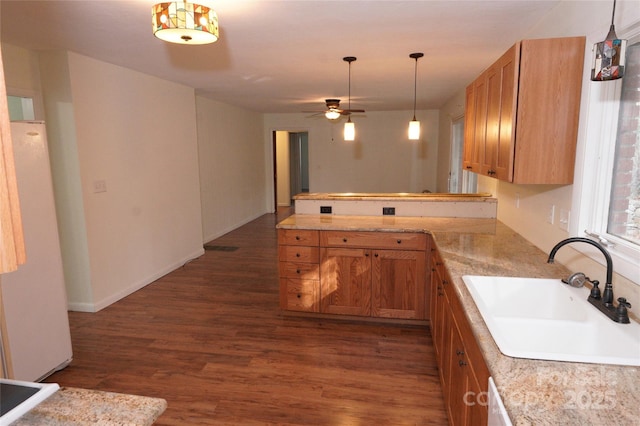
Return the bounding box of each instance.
[0,0,562,113]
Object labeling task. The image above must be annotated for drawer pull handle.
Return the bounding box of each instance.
[459,360,467,367]
[456,349,465,356]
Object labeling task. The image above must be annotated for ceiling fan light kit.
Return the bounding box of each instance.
[152,1,219,45]
[591,0,627,81]
[408,52,424,140]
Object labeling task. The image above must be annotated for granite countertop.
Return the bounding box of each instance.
[278,214,640,425]
[11,387,167,425]
[292,192,495,202]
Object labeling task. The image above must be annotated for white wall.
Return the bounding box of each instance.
[264,109,439,201]
[196,95,268,243]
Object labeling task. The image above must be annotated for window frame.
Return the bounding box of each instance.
[572,21,640,284]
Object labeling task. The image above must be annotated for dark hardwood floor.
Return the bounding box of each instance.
[46,208,448,425]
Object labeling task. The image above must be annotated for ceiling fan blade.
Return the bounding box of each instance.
[344,109,365,113]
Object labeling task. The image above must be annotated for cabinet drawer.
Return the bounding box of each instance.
[320,231,426,250]
[278,229,319,246]
[279,278,320,312]
[279,261,320,280]
[278,245,320,263]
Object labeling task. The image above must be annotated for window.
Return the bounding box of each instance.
[574,24,640,284]
[607,41,639,247]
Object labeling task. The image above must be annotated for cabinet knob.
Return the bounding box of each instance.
[459,360,467,367]
[466,166,472,169]
[296,269,300,274]
[456,349,465,356]
[295,236,301,240]
[442,279,449,285]
[343,238,348,243]
[397,239,402,244]
[297,294,301,299]
[374,253,379,258]
[296,253,300,257]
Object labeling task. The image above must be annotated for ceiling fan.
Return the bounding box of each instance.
[303,57,365,120]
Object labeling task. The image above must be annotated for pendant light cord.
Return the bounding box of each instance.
[409,53,423,121]
[610,0,616,27]
[412,57,418,121]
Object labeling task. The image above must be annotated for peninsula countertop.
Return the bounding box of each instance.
[277,214,640,425]
[11,387,167,425]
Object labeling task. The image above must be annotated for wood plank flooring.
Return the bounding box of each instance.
[45,209,448,425]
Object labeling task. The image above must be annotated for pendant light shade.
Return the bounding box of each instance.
[408,53,424,140]
[408,119,420,140]
[152,1,219,45]
[591,0,626,81]
[344,118,355,141]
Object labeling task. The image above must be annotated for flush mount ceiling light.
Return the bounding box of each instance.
[343,56,357,141]
[591,0,627,81]
[408,52,424,140]
[152,1,219,45]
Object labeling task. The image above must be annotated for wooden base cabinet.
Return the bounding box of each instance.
[430,240,490,426]
[320,231,428,320]
[278,229,430,321]
[278,229,320,312]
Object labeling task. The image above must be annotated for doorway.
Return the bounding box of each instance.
[273,130,309,208]
[449,117,477,193]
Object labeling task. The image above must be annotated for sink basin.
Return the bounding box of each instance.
[462,275,640,366]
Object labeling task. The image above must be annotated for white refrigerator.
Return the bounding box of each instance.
[0,121,72,381]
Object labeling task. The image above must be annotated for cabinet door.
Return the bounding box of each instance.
[320,247,371,316]
[482,63,501,177]
[447,317,470,426]
[471,75,487,172]
[494,44,518,182]
[371,249,426,319]
[462,84,476,172]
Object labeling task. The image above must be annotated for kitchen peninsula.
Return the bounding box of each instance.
[276,193,640,425]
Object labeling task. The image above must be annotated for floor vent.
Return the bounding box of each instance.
[203,245,239,252]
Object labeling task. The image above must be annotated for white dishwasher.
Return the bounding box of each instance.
[488,377,513,426]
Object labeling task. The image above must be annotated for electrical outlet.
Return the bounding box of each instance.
[382,207,396,216]
[93,180,107,193]
[320,206,332,214]
[559,209,570,231]
[547,205,555,225]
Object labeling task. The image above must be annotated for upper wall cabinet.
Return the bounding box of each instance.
[463,36,586,184]
[0,46,26,273]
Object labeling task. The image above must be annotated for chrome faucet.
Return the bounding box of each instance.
[547,237,630,324]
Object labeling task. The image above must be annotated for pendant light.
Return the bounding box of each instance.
[152,1,219,45]
[591,0,627,81]
[343,56,357,141]
[408,53,424,140]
